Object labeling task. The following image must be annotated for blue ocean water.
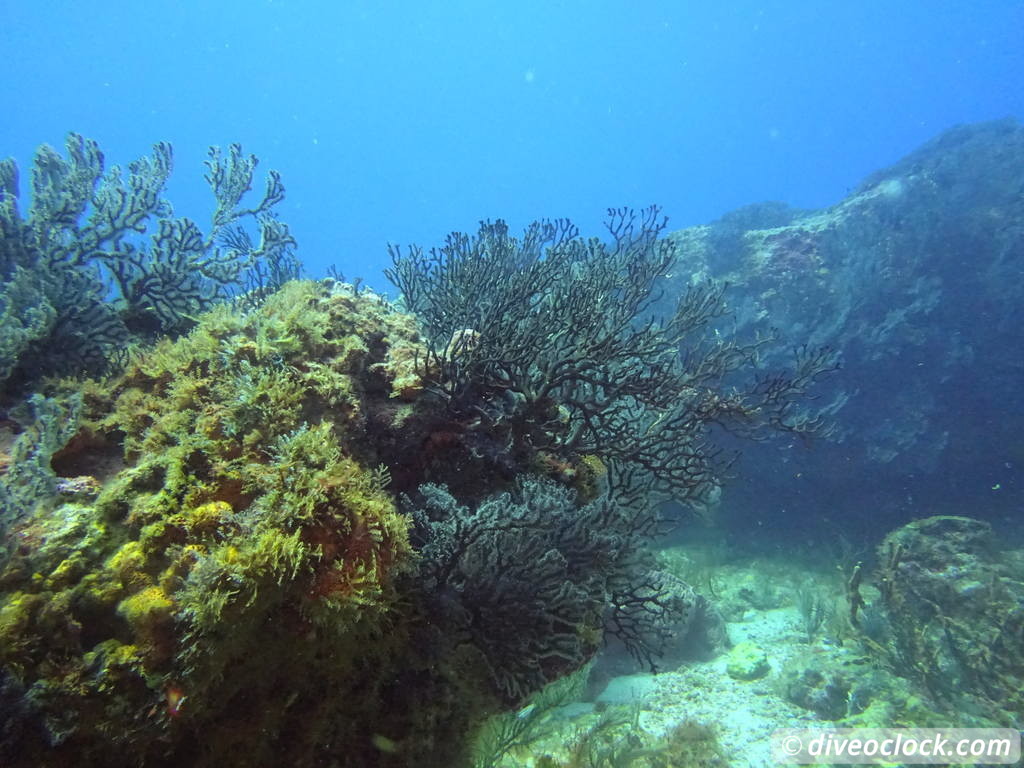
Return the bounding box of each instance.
[3,1,1021,283]
[3,3,1024,766]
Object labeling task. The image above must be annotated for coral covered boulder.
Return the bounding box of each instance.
[866,515,1024,725]
[0,280,441,766]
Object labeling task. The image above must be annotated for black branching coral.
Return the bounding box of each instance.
[405,476,685,704]
[386,205,838,505]
[0,134,298,395]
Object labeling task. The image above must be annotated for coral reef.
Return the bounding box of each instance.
[1,134,843,765]
[474,689,729,768]
[387,206,837,506]
[724,641,770,681]
[854,515,1024,725]
[0,280,441,766]
[778,656,851,720]
[0,134,298,397]
[405,476,688,704]
[0,393,82,527]
[0,271,755,767]
[663,118,1024,530]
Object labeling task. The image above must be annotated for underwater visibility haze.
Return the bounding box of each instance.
[1,2,1023,766]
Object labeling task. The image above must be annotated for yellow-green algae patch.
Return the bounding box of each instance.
[0,280,450,767]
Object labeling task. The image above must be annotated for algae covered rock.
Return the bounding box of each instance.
[0,280,461,767]
[779,654,852,720]
[725,641,770,681]
[864,514,1024,726]
[663,119,1024,539]
[0,269,714,767]
[878,515,996,614]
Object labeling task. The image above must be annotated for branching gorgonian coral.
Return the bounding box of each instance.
[0,134,298,394]
[405,476,687,703]
[386,205,838,504]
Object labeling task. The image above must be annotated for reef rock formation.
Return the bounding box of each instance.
[665,118,1024,527]
[863,515,1024,725]
[0,281,431,766]
[0,271,740,767]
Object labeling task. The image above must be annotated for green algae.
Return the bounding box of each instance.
[0,280,443,766]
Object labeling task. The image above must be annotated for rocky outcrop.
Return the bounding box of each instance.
[665,118,1024,529]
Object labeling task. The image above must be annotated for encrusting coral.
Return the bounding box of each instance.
[0,279,443,767]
